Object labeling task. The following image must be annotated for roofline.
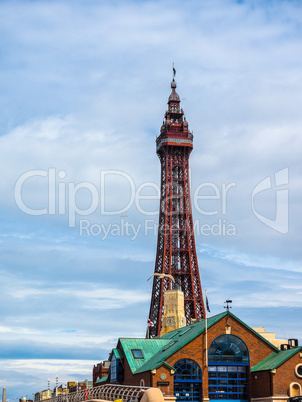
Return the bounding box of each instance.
[252,346,302,372]
[162,361,175,371]
[119,337,172,374]
[134,312,228,374]
[119,337,168,341]
[160,311,228,340]
[118,311,280,375]
[95,375,108,384]
[157,311,228,360]
[228,312,280,352]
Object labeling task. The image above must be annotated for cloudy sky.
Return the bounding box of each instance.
[0,0,302,398]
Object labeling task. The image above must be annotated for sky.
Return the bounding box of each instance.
[0,0,302,398]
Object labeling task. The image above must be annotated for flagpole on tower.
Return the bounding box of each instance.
[173,62,176,79]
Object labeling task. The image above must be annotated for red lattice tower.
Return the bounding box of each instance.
[148,78,205,338]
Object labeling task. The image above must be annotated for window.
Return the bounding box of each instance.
[295,364,302,379]
[208,335,249,401]
[162,341,176,351]
[289,382,302,397]
[208,334,249,363]
[110,354,124,383]
[174,359,202,402]
[208,365,248,400]
[168,331,181,339]
[131,349,144,359]
[174,359,202,381]
[110,355,119,382]
[179,327,191,337]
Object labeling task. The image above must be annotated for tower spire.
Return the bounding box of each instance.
[148,76,205,338]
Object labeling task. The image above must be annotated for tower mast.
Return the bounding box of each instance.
[148,76,205,337]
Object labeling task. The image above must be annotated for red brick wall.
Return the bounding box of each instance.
[123,358,151,387]
[165,327,205,397]
[206,314,277,368]
[93,362,109,386]
[250,371,271,397]
[272,351,302,396]
[164,313,277,398]
[151,364,174,397]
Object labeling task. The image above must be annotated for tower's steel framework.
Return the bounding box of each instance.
[148,79,205,338]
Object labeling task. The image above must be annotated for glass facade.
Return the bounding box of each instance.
[208,335,249,401]
[208,334,249,364]
[174,359,202,402]
[110,355,118,383]
[110,354,124,383]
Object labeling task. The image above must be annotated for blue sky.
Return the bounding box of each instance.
[0,0,302,398]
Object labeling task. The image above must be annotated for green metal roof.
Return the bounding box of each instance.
[95,375,108,384]
[119,338,169,373]
[119,312,228,374]
[117,311,279,375]
[112,348,124,359]
[160,311,278,353]
[252,346,302,372]
[135,312,228,374]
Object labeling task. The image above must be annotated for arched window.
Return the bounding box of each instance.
[174,359,202,402]
[209,334,249,363]
[289,382,302,397]
[174,359,202,381]
[208,335,249,401]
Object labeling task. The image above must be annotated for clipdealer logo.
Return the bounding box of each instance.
[251,167,289,234]
[14,168,289,236]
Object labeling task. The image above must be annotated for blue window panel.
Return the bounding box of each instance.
[174,383,201,402]
[208,335,249,402]
[110,355,124,383]
[208,335,249,364]
[131,349,144,359]
[110,355,118,383]
[174,359,202,402]
[174,359,202,381]
[208,367,248,402]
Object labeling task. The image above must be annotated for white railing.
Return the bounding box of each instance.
[44,384,149,402]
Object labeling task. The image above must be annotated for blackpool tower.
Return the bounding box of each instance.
[148,75,205,338]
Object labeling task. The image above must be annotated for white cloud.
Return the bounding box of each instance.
[199,244,302,273]
[9,283,149,307]
[0,359,97,392]
[0,326,12,333]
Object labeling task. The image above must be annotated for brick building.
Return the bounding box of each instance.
[95,311,302,402]
[93,361,110,386]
